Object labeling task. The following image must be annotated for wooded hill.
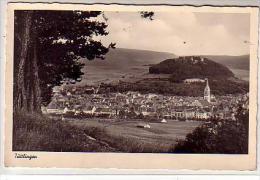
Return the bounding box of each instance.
[149,56,234,82]
[98,55,248,96]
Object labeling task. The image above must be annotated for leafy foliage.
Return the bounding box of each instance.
[172,106,249,154]
[14,10,115,106]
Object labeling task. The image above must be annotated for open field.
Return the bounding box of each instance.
[67,118,202,152]
[13,113,202,152]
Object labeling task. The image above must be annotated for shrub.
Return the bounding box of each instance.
[171,107,249,154]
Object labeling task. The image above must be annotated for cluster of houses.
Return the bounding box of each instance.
[42,82,249,121]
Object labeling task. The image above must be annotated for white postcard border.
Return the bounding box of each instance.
[3,3,259,171]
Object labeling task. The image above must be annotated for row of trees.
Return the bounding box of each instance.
[97,79,248,96]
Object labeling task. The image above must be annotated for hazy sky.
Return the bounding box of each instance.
[97,12,250,56]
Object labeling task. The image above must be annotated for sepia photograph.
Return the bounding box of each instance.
[4,3,258,170]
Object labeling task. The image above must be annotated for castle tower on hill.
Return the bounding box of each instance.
[204,78,211,103]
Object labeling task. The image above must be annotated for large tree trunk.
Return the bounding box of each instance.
[14,11,33,113]
[28,37,42,112]
[14,11,42,114]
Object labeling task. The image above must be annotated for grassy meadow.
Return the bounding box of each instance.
[13,113,201,153]
[68,118,201,152]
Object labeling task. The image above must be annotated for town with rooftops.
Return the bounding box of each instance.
[43,76,249,122]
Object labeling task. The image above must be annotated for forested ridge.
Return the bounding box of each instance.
[149,56,234,82]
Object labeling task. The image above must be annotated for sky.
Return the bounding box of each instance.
[96,12,250,56]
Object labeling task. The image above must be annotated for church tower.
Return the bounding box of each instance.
[204,78,211,102]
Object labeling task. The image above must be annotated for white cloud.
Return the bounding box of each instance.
[97,12,249,56]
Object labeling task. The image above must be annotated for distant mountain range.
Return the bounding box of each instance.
[84,48,176,69]
[202,55,249,70]
[80,48,249,85]
[84,48,249,71]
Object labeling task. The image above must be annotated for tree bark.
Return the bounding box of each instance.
[14,11,33,113]
[14,11,42,114]
[29,38,42,112]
